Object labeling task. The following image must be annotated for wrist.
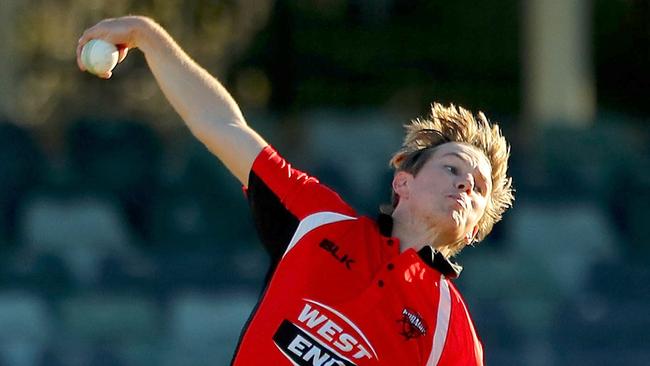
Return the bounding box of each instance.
[126,16,163,52]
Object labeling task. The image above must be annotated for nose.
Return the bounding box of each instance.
[456,173,474,194]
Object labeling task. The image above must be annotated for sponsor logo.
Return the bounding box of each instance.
[398,308,427,340]
[274,299,377,365]
[319,239,355,270]
[274,321,356,366]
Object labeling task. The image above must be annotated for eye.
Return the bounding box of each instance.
[474,185,483,194]
[444,165,457,174]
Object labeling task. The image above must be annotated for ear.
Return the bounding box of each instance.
[392,171,412,200]
[465,225,479,244]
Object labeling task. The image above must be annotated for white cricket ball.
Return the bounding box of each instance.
[81,39,119,76]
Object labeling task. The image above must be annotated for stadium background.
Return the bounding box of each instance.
[0,0,648,365]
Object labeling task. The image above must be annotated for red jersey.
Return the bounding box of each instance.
[233,146,484,366]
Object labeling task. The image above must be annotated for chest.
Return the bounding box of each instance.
[268,220,472,365]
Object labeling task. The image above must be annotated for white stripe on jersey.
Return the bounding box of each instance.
[283,211,357,257]
[426,276,451,366]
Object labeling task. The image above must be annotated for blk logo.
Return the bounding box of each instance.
[319,239,355,270]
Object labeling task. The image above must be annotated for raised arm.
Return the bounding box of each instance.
[76,16,268,185]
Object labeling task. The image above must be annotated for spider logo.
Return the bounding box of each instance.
[398,308,427,340]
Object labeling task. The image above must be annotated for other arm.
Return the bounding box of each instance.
[76,16,268,185]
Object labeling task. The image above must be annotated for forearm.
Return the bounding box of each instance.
[81,16,267,185]
[137,19,267,184]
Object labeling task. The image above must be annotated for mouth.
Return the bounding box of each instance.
[448,195,468,210]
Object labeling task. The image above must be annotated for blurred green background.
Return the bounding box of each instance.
[0,0,648,365]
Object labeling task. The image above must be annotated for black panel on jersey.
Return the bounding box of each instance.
[231,171,302,366]
[247,171,300,266]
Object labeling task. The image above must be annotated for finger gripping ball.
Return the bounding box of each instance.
[81,39,119,76]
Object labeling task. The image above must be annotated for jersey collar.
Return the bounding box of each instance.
[377,213,463,279]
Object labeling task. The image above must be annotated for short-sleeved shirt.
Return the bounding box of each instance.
[232,146,484,366]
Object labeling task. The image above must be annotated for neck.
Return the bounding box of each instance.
[391,207,454,256]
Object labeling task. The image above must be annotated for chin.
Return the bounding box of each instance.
[450,210,466,228]
[438,219,464,241]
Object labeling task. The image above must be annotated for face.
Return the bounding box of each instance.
[393,142,492,246]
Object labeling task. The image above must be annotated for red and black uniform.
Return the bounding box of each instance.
[233,146,484,366]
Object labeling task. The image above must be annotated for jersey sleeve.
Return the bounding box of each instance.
[246,145,356,263]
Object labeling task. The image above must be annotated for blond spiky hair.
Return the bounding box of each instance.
[389,102,514,252]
